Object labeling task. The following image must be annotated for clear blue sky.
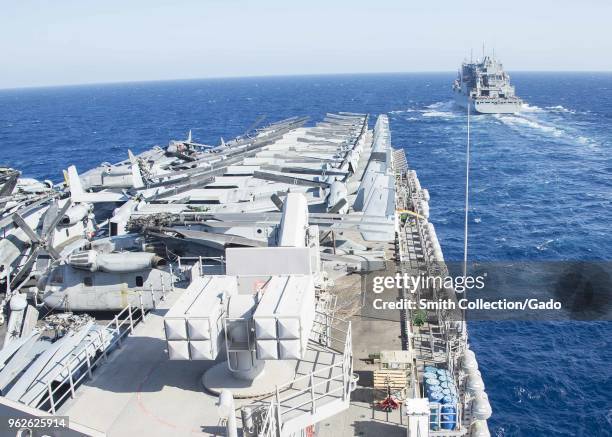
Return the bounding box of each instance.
[1,0,611,88]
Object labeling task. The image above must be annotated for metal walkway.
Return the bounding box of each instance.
[254,316,353,436]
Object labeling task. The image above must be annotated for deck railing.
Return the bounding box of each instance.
[428,402,463,435]
[37,302,147,414]
[257,403,277,437]
[256,313,353,436]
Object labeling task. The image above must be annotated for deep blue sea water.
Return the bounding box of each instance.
[1,73,611,436]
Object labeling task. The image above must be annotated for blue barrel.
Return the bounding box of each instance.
[428,391,444,430]
[439,381,452,389]
[424,366,438,373]
[436,369,446,377]
[444,394,458,404]
[425,378,440,397]
[441,395,457,430]
[428,389,444,403]
[423,371,437,381]
[426,384,443,397]
[425,378,440,387]
[437,374,448,382]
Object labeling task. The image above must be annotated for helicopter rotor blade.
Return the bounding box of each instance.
[46,245,63,261]
[9,246,41,289]
[12,213,41,244]
[41,201,59,236]
[43,199,72,239]
[328,198,347,214]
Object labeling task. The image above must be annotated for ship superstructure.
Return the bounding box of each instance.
[453,54,523,113]
[0,114,492,437]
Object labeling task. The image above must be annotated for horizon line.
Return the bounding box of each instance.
[2,69,612,92]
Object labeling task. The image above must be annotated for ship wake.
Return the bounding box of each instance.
[421,100,459,118]
[390,101,462,121]
[492,107,600,148]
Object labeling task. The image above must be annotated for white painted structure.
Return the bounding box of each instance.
[164,193,319,374]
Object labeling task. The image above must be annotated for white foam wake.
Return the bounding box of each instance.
[545,105,577,114]
[494,112,599,148]
[420,100,458,118]
[495,114,564,137]
[389,108,418,115]
[520,103,544,113]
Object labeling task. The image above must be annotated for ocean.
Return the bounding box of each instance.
[0,73,610,436]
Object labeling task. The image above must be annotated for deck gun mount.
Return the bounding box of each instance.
[163,192,322,395]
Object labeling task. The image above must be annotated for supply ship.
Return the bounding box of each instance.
[0,114,492,437]
[453,54,523,113]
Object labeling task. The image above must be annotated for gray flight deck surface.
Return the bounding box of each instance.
[57,256,404,437]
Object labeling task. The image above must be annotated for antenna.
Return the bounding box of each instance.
[482,42,485,59]
[470,48,473,63]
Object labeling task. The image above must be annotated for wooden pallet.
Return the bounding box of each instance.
[373,369,408,390]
